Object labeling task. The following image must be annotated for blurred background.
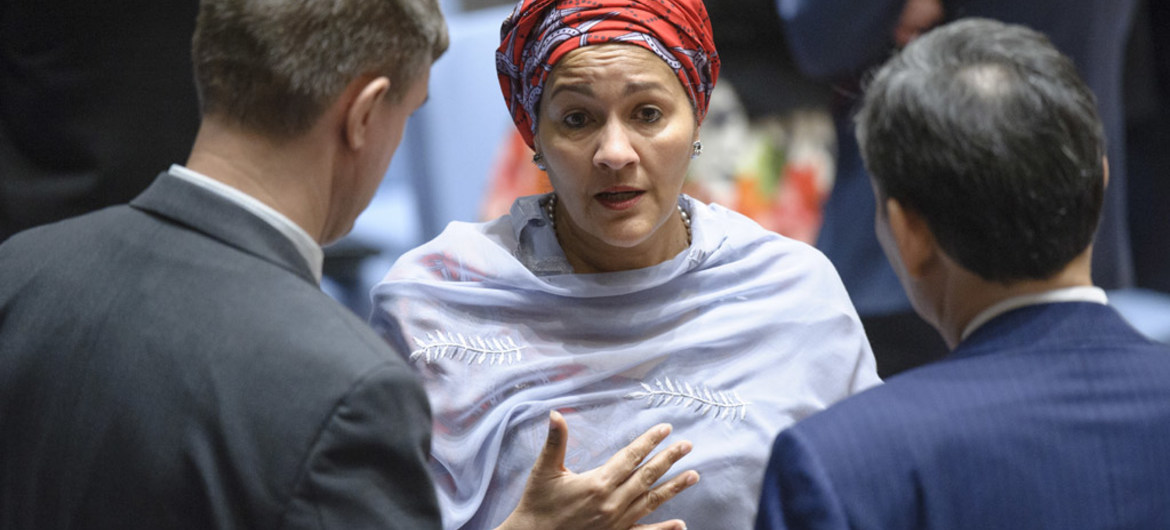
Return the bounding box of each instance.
[2,0,1166,342]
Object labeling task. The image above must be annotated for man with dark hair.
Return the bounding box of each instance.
[775,0,1137,378]
[0,1,450,527]
[755,18,1170,529]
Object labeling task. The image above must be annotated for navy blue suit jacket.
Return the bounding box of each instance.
[756,302,1170,529]
[776,0,1137,315]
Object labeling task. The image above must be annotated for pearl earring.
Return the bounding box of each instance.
[532,153,548,171]
[691,141,703,159]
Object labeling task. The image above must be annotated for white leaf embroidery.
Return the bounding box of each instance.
[625,376,751,423]
[409,329,526,365]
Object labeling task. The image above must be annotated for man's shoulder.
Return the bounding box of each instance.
[783,312,1170,465]
[0,205,150,296]
[213,272,407,371]
[963,301,1170,364]
[779,356,993,460]
[1,204,137,249]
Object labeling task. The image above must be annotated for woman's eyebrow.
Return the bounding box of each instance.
[624,81,668,95]
[548,80,669,100]
[548,83,594,100]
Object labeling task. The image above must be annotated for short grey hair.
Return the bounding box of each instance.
[193,0,449,139]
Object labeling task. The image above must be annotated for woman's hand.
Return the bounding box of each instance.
[495,411,700,530]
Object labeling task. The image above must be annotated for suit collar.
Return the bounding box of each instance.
[952,301,1136,361]
[130,172,318,285]
[167,164,324,283]
[961,286,1108,341]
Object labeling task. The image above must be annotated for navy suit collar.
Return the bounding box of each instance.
[130,172,317,285]
[952,302,1144,361]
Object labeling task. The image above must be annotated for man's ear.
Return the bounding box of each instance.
[344,76,392,150]
[1102,155,1110,189]
[886,198,937,279]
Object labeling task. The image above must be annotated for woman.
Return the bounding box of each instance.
[371,0,879,528]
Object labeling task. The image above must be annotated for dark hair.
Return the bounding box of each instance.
[193,0,448,139]
[856,18,1105,283]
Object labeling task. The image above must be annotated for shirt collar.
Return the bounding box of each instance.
[168,164,324,284]
[961,285,1108,341]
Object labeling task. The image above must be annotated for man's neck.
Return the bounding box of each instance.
[185,116,336,244]
[932,249,1095,348]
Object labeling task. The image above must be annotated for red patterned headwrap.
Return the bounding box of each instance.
[496,0,721,149]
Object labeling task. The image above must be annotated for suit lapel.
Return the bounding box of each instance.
[130,172,317,285]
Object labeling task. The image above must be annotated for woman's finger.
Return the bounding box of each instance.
[601,423,673,485]
[631,518,689,530]
[627,469,701,523]
[530,410,570,477]
[614,439,694,503]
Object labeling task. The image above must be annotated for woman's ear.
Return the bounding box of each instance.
[344,76,391,151]
[886,198,938,279]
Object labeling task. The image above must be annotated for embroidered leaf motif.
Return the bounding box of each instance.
[411,331,524,365]
[626,377,751,423]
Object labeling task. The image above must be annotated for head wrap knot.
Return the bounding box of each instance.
[496,0,720,149]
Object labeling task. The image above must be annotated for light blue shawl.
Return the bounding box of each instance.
[371,194,879,529]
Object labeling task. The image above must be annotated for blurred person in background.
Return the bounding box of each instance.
[0,0,200,242]
[1125,0,1170,296]
[371,0,879,528]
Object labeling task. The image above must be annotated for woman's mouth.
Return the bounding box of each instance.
[595,190,644,210]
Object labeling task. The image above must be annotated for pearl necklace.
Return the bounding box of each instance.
[543,194,692,246]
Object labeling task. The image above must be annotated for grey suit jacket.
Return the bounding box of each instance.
[0,172,441,529]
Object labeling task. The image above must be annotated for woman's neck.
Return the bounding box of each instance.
[553,203,692,274]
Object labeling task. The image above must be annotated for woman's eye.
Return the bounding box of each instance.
[563,112,588,128]
[637,107,663,123]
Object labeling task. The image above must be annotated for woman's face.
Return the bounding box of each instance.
[535,44,697,255]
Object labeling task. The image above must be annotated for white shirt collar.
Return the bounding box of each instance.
[960,285,1108,341]
[168,164,324,284]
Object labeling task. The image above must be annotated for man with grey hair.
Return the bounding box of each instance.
[0,0,448,527]
[756,18,1170,529]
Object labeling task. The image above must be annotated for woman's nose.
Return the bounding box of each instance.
[593,121,638,170]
